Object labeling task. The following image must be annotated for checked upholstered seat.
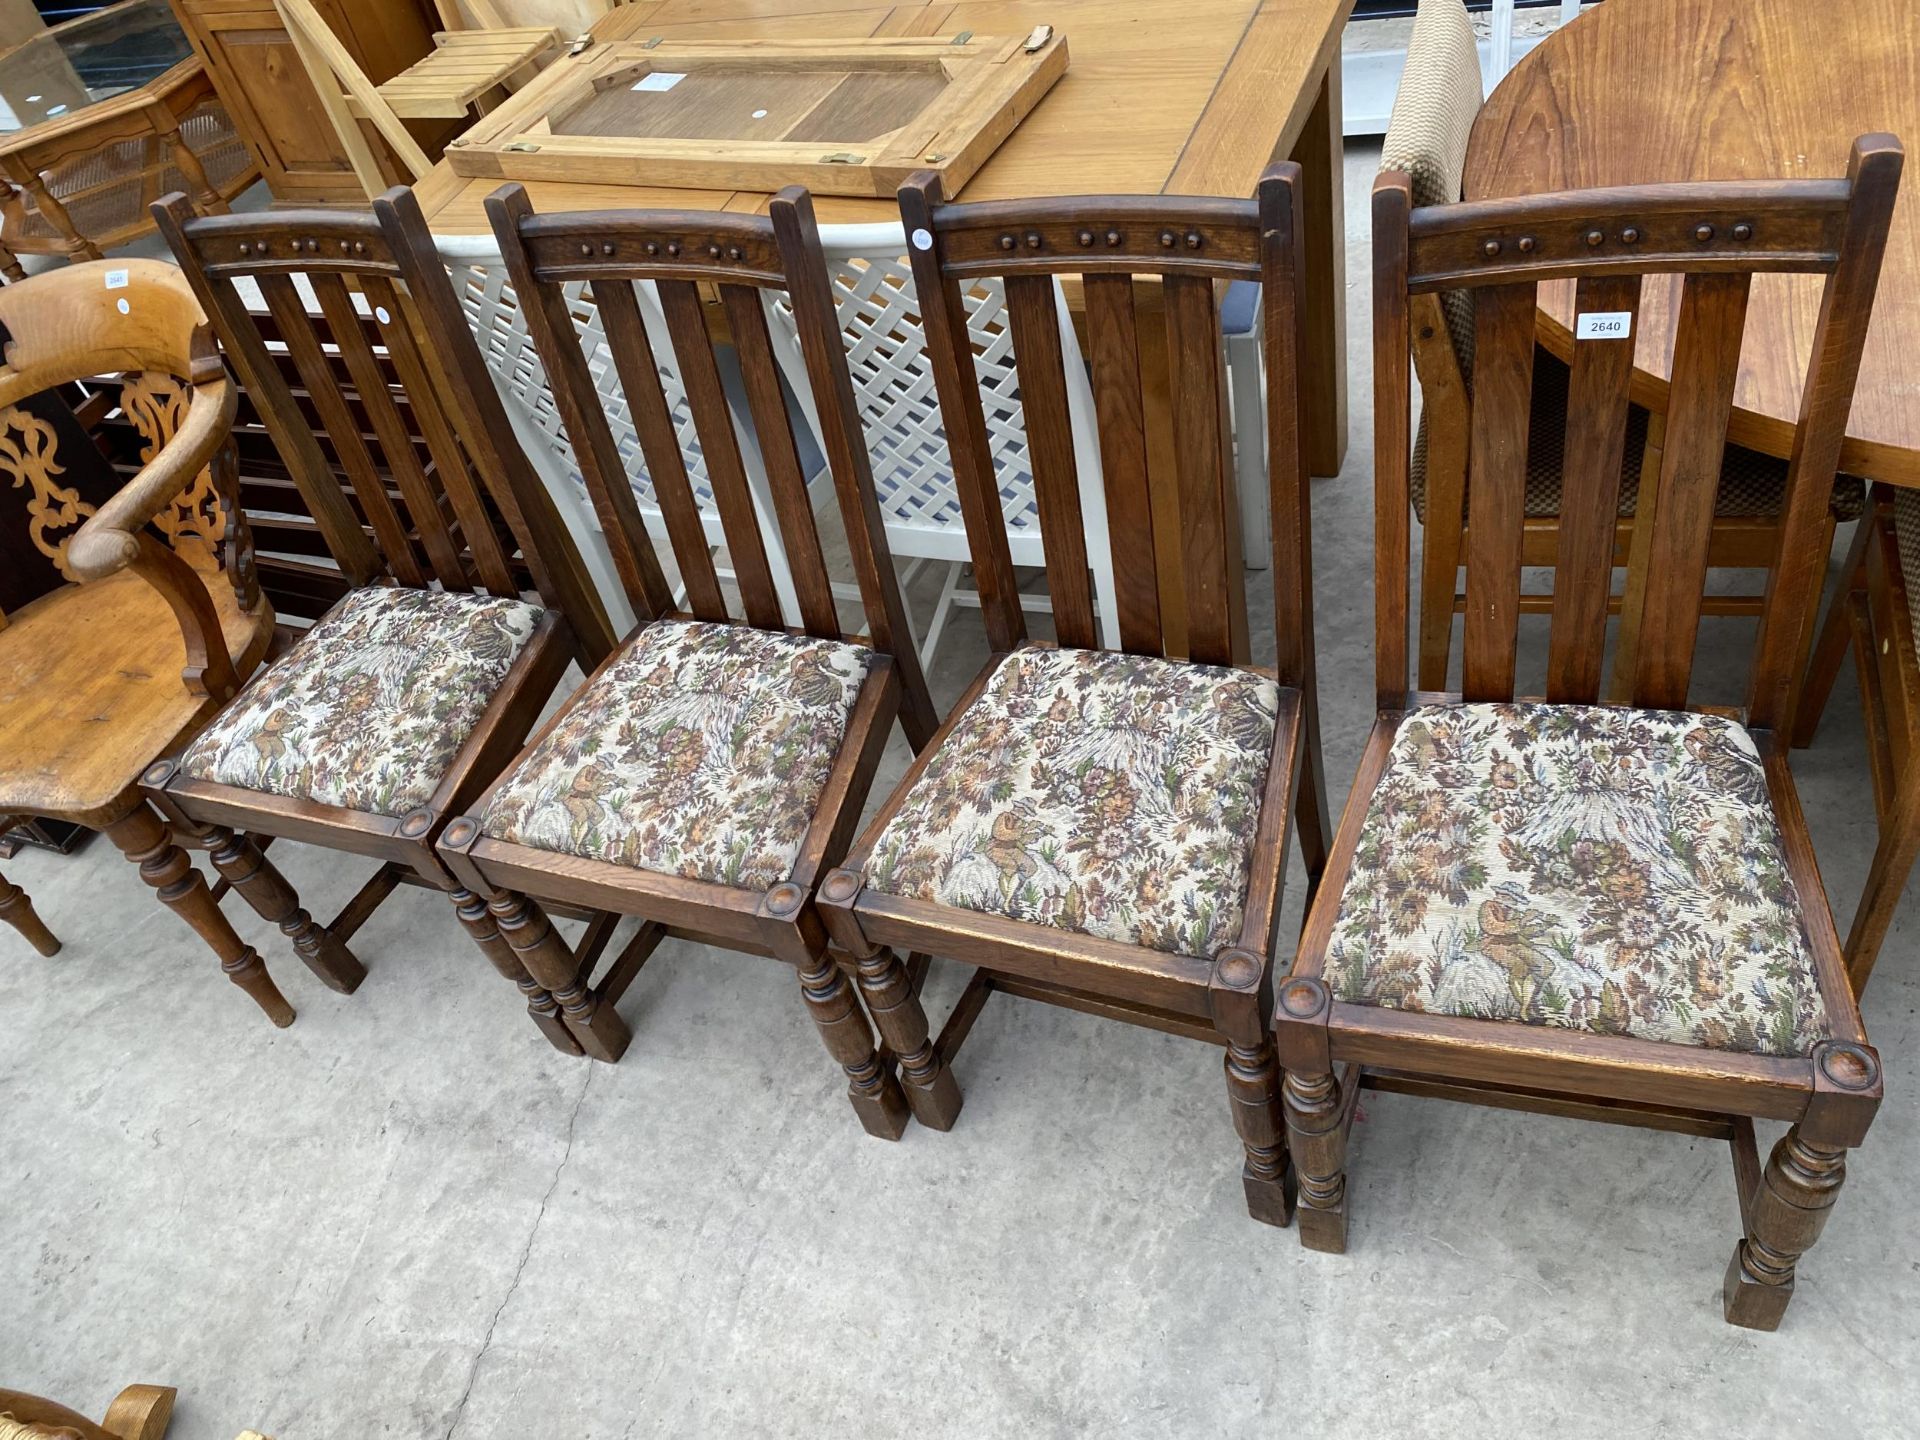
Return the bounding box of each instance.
[179,586,541,817]
[481,620,871,892]
[1323,703,1830,1058]
[862,646,1280,960]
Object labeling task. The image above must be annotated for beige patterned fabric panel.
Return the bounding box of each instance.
[1380,0,1484,376]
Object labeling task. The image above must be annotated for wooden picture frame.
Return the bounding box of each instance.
[443,30,1068,197]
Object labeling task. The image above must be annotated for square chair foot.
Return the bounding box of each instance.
[1296,1200,1348,1253]
[901,1062,963,1131]
[1243,1161,1297,1228]
[1723,1243,1794,1330]
[848,1076,912,1140]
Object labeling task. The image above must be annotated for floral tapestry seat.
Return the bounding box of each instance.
[179,587,543,818]
[862,646,1281,960]
[481,621,873,892]
[1322,703,1830,1059]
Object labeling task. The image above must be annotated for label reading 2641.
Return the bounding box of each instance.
[1575,310,1633,340]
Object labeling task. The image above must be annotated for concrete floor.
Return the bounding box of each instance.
[6,141,1920,1439]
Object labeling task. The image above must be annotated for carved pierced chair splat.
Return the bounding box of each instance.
[434,183,950,1138]
[1279,136,1902,1330]
[810,164,1332,1222]
[0,258,305,1016]
[147,186,617,1040]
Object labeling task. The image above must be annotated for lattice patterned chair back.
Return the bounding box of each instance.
[439,233,813,630]
[764,220,1120,657]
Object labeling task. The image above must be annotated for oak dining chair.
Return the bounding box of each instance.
[147,185,619,1048]
[434,183,955,1138]
[1391,0,1864,696]
[812,163,1332,1222]
[1280,135,1901,1328]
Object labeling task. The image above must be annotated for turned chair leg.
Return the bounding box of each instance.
[1282,1064,1350,1252]
[196,824,365,994]
[0,870,60,955]
[851,944,962,1131]
[798,950,912,1140]
[106,803,294,1027]
[1724,1125,1850,1330]
[1225,1039,1295,1226]
[490,888,630,1063]
[447,885,582,1057]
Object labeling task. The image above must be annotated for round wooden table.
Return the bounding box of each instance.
[1464,0,1918,485]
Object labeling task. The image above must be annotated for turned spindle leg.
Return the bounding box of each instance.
[1282,1066,1349,1252]
[1723,1126,1849,1330]
[106,803,294,1026]
[491,889,630,1063]
[852,945,961,1131]
[1226,1039,1295,1226]
[448,885,581,1056]
[0,871,60,955]
[198,824,365,993]
[799,951,911,1139]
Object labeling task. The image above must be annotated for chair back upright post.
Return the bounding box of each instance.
[150,190,617,663]
[896,164,1313,682]
[483,181,939,747]
[1372,134,1904,725]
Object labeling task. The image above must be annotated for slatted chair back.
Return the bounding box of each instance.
[1373,135,1903,728]
[484,181,938,743]
[151,185,617,662]
[764,220,1119,653]
[438,234,800,625]
[896,164,1313,681]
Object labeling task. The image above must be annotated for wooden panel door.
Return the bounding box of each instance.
[168,0,440,203]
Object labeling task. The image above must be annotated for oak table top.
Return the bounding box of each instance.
[416,0,1353,226]
[1465,0,1920,484]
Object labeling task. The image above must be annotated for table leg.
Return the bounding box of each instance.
[1290,60,1348,479]
[160,117,227,215]
[4,161,98,264]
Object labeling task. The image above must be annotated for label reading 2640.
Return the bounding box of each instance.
[1575,310,1633,340]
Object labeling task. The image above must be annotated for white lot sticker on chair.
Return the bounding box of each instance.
[632,72,686,92]
[1575,310,1633,340]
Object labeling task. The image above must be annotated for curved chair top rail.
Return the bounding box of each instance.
[904,184,1268,283]
[0,258,220,399]
[1405,176,1864,290]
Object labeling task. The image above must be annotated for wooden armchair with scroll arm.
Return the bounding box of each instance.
[0,258,326,1023]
